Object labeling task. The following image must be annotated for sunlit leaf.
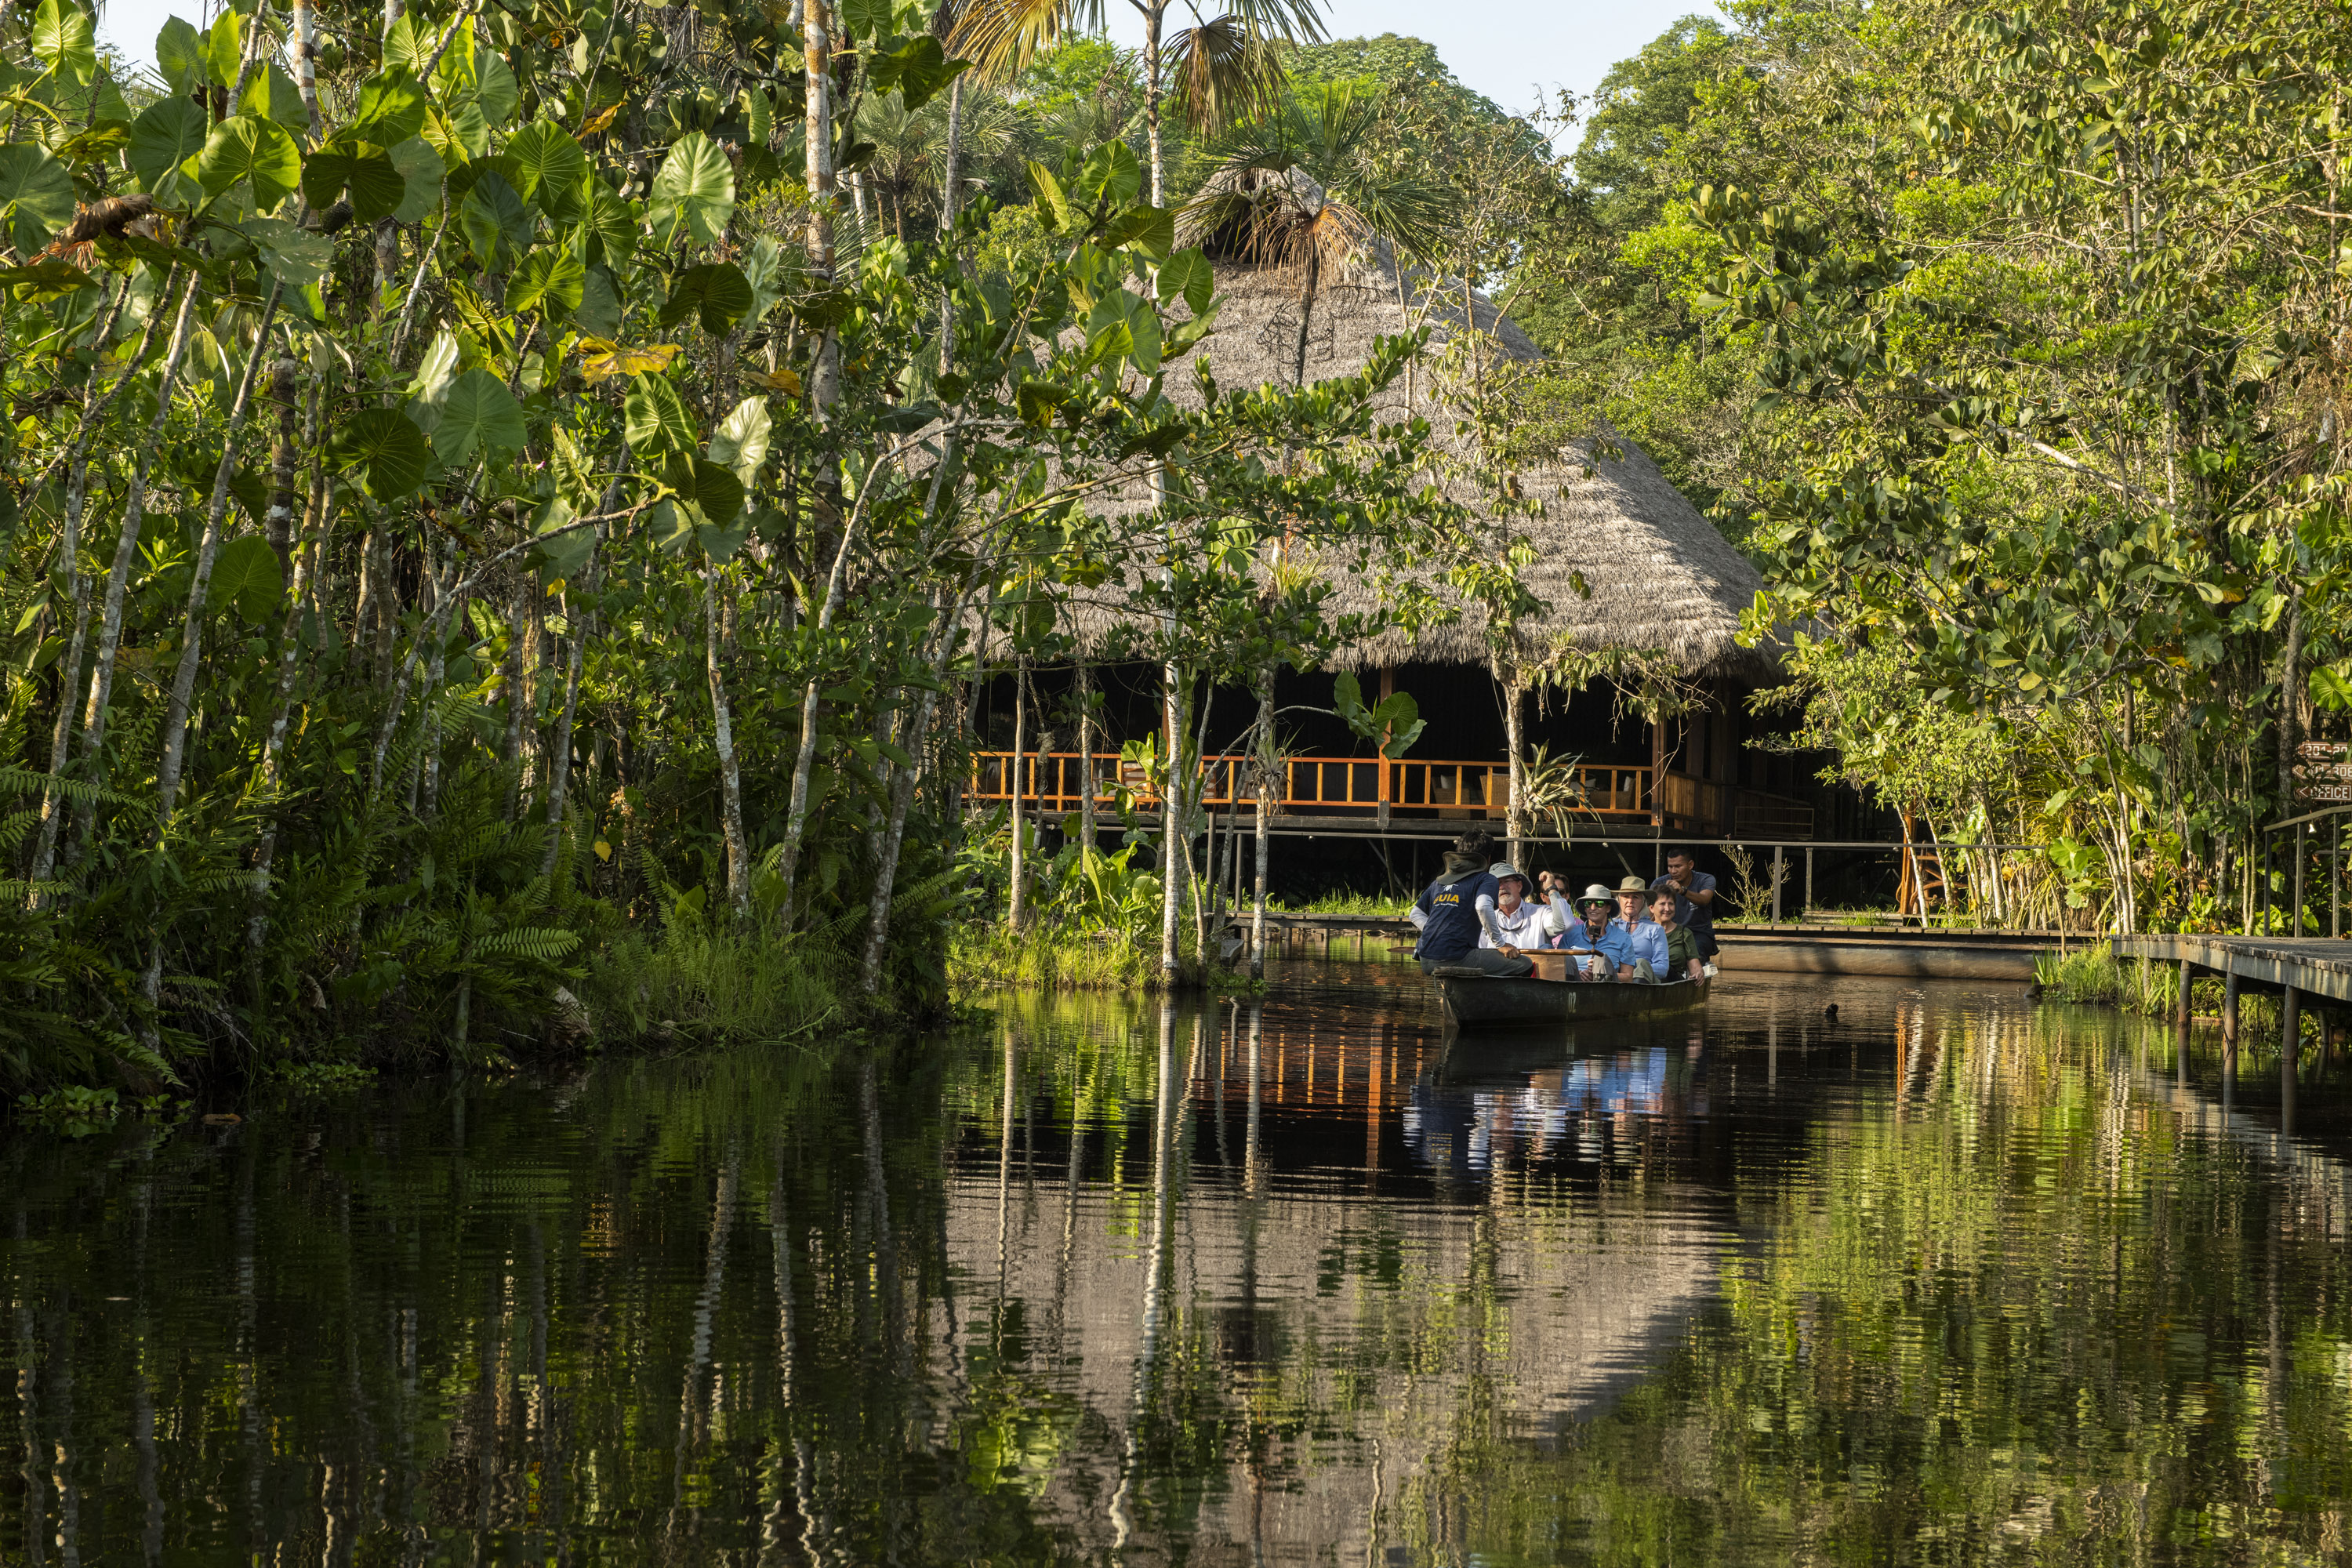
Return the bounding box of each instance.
[623,372,697,452]
[196,115,302,211]
[575,338,678,383]
[31,0,98,87]
[432,368,528,463]
[648,132,734,248]
[507,246,586,317]
[707,396,771,485]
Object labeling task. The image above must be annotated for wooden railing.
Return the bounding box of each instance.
[969,751,1816,836]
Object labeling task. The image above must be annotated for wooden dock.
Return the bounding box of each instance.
[2113,935,2352,1004]
[2111,935,2351,1131]
[1229,913,2051,980]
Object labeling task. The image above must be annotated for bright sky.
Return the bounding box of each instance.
[98,0,1719,148]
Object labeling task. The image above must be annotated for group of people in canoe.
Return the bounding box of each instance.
[1408,830,1718,983]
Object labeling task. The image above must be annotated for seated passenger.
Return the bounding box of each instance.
[1625,889,1705,982]
[1571,883,1626,980]
[1482,864,1563,953]
[1409,831,1533,978]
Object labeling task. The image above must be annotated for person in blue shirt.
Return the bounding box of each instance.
[1410,831,1532,978]
[1572,883,1632,979]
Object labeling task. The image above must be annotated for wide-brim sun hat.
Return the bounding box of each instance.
[1616,874,1650,895]
[1581,883,1614,904]
[1489,862,1527,887]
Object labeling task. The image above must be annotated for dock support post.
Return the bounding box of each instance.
[1805,847,1815,919]
[2281,984,2301,1133]
[2222,970,2240,1082]
[1772,844,1784,927]
[2175,957,2192,1087]
[2294,827,2307,938]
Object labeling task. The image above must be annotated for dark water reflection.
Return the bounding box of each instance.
[9,967,2352,1564]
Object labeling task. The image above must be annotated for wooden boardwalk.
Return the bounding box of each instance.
[2112,935,2352,1005]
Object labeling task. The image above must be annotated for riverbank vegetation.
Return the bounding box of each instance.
[0,0,1528,1093]
[1531,0,2352,935]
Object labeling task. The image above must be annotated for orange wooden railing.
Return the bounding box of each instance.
[967,752,1667,822]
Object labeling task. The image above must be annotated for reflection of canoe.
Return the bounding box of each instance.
[1431,971,1711,1027]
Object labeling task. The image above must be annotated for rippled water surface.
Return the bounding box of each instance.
[9,964,2352,1565]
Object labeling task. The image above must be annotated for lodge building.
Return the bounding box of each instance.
[968,177,1873,887]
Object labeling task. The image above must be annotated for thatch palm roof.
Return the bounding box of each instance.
[1181,234,1774,682]
[1001,177,1777,686]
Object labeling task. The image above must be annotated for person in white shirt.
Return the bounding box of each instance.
[1480,864,1565,953]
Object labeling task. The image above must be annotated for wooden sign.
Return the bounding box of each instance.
[2296,742,2352,800]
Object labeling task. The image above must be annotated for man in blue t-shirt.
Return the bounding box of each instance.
[1410,833,1533,978]
[1650,848,1719,960]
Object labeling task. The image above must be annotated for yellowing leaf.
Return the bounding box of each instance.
[746,365,802,395]
[579,100,622,134]
[576,338,680,383]
[593,839,612,862]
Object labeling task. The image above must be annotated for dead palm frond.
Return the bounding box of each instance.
[1167,14,1284,132]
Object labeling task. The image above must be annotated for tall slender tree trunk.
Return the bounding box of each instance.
[500,582,529,819]
[1290,247,1322,389]
[1159,669,1189,978]
[247,370,330,957]
[2278,589,2304,810]
[152,280,287,843]
[804,0,840,412]
[541,572,591,879]
[1501,665,1527,868]
[78,276,201,800]
[28,457,94,895]
[859,572,985,993]
[706,564,750,919]
[1250,668,1272,979]
[1076,655,1096,858]
[142,281,288,1022]
[1007,657,1029,928]
[291,0,324,137]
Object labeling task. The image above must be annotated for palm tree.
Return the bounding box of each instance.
[1180,80,1451,391]
[950,0,1324,201]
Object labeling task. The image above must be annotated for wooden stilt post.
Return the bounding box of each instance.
[2222,969,2240,1081]
[2281,984,2301,1132]
[2176,956,2192,1085]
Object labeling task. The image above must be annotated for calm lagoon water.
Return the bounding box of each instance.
[9,962,2352,1565]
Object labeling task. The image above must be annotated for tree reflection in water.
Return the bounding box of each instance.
[5,978,2352,1563]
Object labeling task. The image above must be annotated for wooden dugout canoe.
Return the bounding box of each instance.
[1429,969,1712,1028]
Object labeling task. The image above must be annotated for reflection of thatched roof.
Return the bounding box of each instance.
[1000,178,1777,684]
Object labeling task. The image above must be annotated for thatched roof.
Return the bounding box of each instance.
[1003,173,1779,685]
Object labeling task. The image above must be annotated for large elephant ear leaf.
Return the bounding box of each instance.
[506,246,586,318]
[432,369,528,463]
[209,535,285,622]
[332,407,433,498]
[31,0,98,86]
[648,132,735,248]
[345,67,429,146]
[506,120,590,223]
[129,97,208,198]
[196,115,302,210]
[0,144,77,253]
[658,262,752,334]
[155,16,205,94]
[622,372,697,453]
